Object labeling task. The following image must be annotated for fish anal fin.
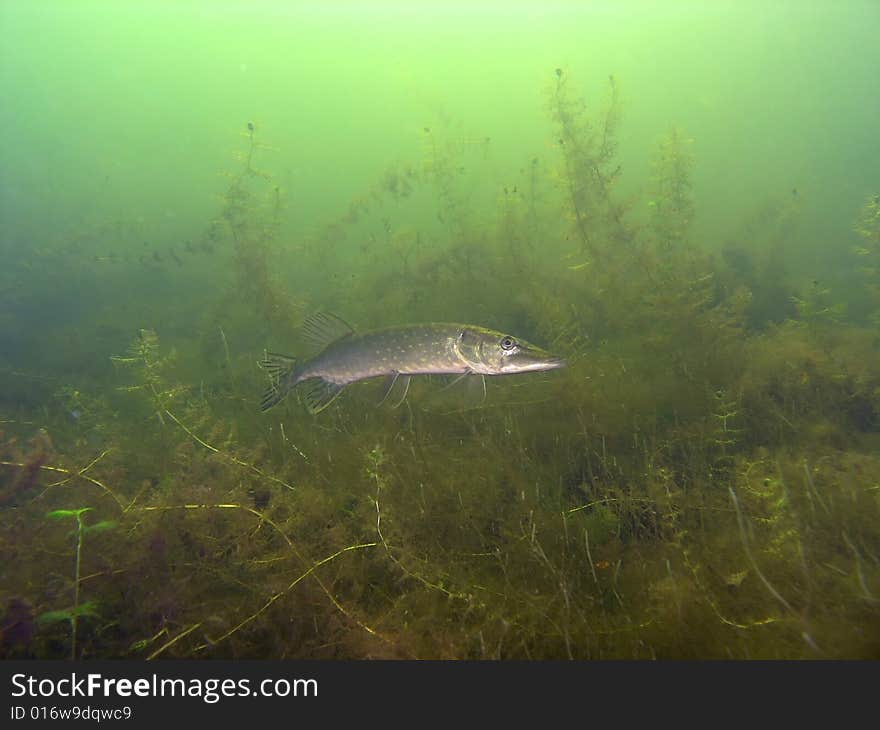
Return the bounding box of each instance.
[298,377,346,414]
[300,312,355,352]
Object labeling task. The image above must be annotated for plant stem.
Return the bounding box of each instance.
[72,511,84,660]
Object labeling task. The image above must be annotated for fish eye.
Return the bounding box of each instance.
[500,336,517,351]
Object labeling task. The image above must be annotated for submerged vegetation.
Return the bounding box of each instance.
[1,71,879,659]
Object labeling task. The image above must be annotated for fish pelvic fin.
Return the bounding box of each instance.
[378,372,412,408]
[389,374,411,408]
[259,351,297,411]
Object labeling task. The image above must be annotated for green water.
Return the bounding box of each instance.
[1,0,879,659]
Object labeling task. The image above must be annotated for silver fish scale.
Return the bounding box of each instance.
[296,324,468,385]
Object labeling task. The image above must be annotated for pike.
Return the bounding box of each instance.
[259,312,565,414]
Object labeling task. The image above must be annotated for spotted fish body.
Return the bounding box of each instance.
[260,313,565,414]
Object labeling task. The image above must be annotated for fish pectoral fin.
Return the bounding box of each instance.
[436,372,471,393]
[456,373,487,404]
[298,377,346,414]
[435,372,485,401]
[423,373,487,413]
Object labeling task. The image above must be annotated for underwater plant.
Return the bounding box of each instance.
[38,507,116,660]
[547,69,627,257]
[854,193,880,247]
[214,123,303,334]
[2,66,880,661]
[110,328,184,426]
[854,193,880,324]
[648,127,695,250]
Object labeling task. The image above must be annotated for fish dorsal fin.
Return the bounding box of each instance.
[300,311,355,352]
[298,377,346,414]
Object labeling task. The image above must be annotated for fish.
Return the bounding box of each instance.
[259,311,565,414]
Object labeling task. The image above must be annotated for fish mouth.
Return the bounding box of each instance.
[514,356,566,373]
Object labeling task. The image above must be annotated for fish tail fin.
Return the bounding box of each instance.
[259,351,297,411]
